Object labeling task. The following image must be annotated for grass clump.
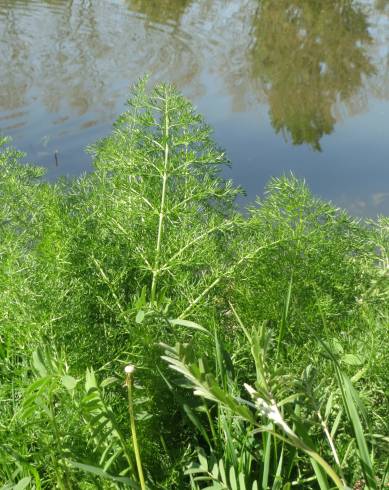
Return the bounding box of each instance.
[0,81,388,489]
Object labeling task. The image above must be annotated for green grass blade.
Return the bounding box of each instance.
[338,371,376,489]
[262,431,272,490]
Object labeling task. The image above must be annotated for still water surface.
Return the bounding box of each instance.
[1,0,388,215]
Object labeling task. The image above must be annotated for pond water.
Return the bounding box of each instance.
[1,0,388,216]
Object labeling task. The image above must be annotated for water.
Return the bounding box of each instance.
[1,0,388,216]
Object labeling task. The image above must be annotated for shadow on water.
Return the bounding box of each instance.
[249,0,375,150]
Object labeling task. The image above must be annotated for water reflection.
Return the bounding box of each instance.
[375,0,389,11]
[0,0,388,214]
[0,0,384,142]
[250,0,375,150]
[128,0,192,24]
[0,0,202,130]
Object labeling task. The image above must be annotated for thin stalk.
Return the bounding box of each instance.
[179,238,286,318]
[316,409,345,484]
[276,273,293,360]
[151,91,169,303]
[203,402,218,447]
[262,431,271,489]
[265,430,346,489]
[291,475,317,486]
[180,276,222,319]
[93,257,125,317]
[125,367,146,490]
[49,397,72,490]
[160,221,233,272]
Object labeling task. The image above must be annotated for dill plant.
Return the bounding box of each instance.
[54,79,242,365]
[0,82,388,489]
[86,77,239,308]
[225,176,383,361]
[0,139,69,475]
[15,79,246,485]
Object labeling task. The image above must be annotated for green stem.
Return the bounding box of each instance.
[127,374,146,490]
[179,238,286,319]
[316,409,347,486]
[276,272,293,360]
[203,401,218,447]
[49,397,72,490]
[151,91,169,303]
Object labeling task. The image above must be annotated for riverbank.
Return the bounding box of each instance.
[1,82,388,489]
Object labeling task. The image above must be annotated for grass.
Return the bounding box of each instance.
[0,80,388,489]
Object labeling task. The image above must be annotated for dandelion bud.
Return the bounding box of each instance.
[124,364,135,375]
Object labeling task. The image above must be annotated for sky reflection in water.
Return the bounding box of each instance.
[0,0,388,215]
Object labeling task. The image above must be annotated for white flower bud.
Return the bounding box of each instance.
[124,364,135,374]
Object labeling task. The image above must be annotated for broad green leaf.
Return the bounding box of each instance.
[135,310,145,324]
[229,466,238,490]
[32,350,48,377]
[169,319,210,335]
[198,450,208,471]
[342,354,364,366]
[238,472,246,490]
[61,374,79,391]
[13,478,31,490]
[219,460,227,486]
[70,461,138,486]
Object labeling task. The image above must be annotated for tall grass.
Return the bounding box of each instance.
[0,81,388,489]
[161,314,387,489]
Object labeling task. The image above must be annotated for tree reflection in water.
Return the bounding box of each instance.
[0,0,386,157]
[128,0,192,24]
[249,0,375,150]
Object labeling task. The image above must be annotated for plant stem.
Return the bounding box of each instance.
[180,238,286,318]
[316,409,346,486]
[49,396,72,490]
[276,273,293,360]
[151,90,169,303]
[126,373,146,490]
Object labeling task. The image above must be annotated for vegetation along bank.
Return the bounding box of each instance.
[0,81,388,489]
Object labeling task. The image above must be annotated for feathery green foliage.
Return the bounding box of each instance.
[0,81,388,489]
